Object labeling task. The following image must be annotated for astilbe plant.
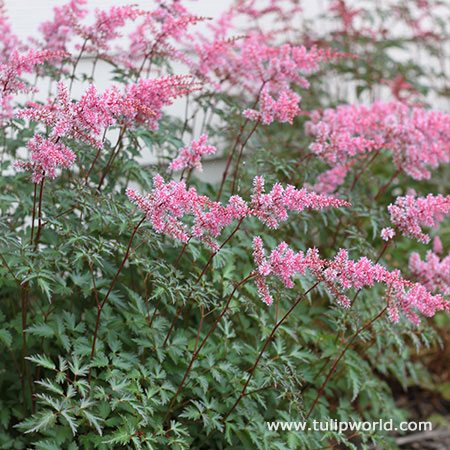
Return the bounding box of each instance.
[0,1,450,449]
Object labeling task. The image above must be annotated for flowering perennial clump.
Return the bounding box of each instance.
[2,1,450,448]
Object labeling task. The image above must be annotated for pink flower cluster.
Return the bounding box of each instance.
[15,75,198,182]
[250,176,350,229]
[170,134,216,172]
[14,135,76,183]
[252,237,449,324]
[311,162,354,194]
[18,82,118,149]
[387,194,450,243]
[305,101,450,192]
[381,227,396,241]
[0,49,66,124]
[192,31,347,125]
[38,0,88,54]
[126,175,244,250]
[120,76,200,130]
[127,175,349,250]
[409,249,450,296]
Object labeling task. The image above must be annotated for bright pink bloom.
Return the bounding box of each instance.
[0,49,66,125]
[126,175,246,250]
[250,176,350,229]
[409,249,450,296]
[306,101,450,192]
[75,5,146,53]
[252,238,450,324]
[433,236,442,254]
[387,194,450,243]
[170,134,216,172]
[127,175,349,249]
[381,227,396,241]
[18,82,117,149]
[14,135,76,183]
[119,76,200,130]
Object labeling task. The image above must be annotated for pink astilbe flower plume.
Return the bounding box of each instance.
[119,75,201,130]
[252,238,450,324]
[121,1,206,71]
[126,175,246,250]
[170,134,216,172]
[409,248,450,295]
[37,0,88,54]
[250,176,350,229]
[387,194,450,243]
[306,101,450,193]
[18,82,117,149]
[0,49,67,125]
[190,26,351,125]
[14,135,76,183]
[127,175,349,250]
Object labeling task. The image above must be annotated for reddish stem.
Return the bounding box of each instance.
[33,178,45,251]
[88,215,146,385]
[223,282,320,421]
[305,305,388,421]
[162,218,244,347]
[374,168,401,201]
[230,120,260,196]
[165,272,255,420]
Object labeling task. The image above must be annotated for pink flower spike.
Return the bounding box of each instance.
[170,134,216,172]
[14,135,76,183]
[433,236,443,254]
[251,238,449,323]
[387,194,450,243]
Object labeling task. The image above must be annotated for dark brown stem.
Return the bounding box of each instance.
[0,252,22,287]
[174,242,189,269]
[216,121,247,202]
[30,183,37,246]
[374,168,401,201]
[88,215,146,384]
[97,126,126,190]
[305,305,388,421]
[162,218,244,347]
[216,83,265,201]
[223,282,320,422]
[33,178,45,251]
[230,120,260,196]
[165,272,255,420]
[350,149,381,191]
[85,147,102,185]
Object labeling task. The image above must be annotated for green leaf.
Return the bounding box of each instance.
[26,354,56,370]
[0,329,12,347]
